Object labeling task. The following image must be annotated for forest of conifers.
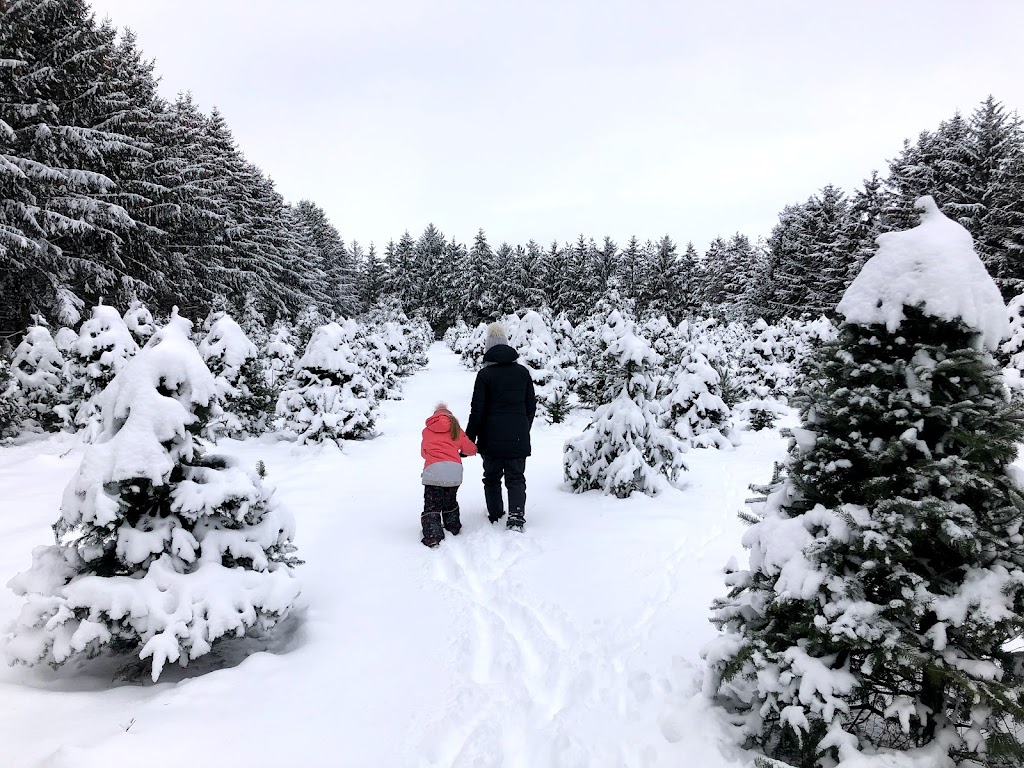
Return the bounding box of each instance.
[2,0,1023,342]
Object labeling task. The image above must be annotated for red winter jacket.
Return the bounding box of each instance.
[421,413,477,468]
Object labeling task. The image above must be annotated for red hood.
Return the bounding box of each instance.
[425,413,452,433]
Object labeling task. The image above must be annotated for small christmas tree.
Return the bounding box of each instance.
[510,310,570,423]
[199,313,270,438]
[0,356,23,440]
[264,323,299,394]
[660,345,735,450]
[5,311,300,682]
[574,292,639,408]
[705,197,1024,767]
[276,321,378,445]
[62,305,139,438]
[5,318,66,432]
[736,319,794,401]
[564,317,686,497]
[365,320,408,400]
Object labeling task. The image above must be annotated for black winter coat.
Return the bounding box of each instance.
[465,344,537,458]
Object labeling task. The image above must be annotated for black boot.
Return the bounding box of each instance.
[442,505,462,535]
[484,487,504,523]
[507,508,525,532]
[421,512,444,547]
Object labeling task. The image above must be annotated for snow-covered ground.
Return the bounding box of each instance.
[0,343,790,767]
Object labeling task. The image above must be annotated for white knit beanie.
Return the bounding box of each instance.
[484,322,509,351]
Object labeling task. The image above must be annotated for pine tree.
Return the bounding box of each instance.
[645,235,690,323]
[509,310,567,423]
[6,311,301,681]
[619,236,646,311]
[276,320,378,445]
[62,304,139,436]
[590,236,620,295]
[660,343,735,450]
[199,313,268,438]
[706,197,1024,767]
[417,224,455,335]
[564,315,686,498]
[574,291,638,408]
[543,240,572,318]
[358,243,387,310]
[0,0,144,332]
[295,200,358,317]
[0,354,22,439]
[464,228,494,324]
[521,239,548,310]
[385,230,417,314]
[5,317,65,432]
[701,233,759,318]
[123,299,157,346]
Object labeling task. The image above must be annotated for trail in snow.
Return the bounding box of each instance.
[0,343,787,767]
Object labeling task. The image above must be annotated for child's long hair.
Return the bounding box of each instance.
[435,402,461,440]
[448,414,461,441]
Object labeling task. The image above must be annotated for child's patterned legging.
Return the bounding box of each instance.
[421,485,461,545]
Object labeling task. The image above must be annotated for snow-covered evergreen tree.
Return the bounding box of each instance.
[509,310,570,423]
[0,355,23,440]
[546,309,580,399]
[199,313,268,438]
[660,345,735,450]
[62,305,139,437]
[705,197,1024,767]
[574,292,639,407]
[736,319,794,401]
[4,318,66,432]
[366,320,410,400]
[123,299,157,347]
[564,318,686,497]
[276,321,378,445]
[1000,292,1024,368]
[264,322,299,395]
[5,311,300,681]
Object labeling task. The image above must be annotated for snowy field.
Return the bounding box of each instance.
[0,343,791,767]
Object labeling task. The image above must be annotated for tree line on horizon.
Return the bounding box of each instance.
[3,0,1024,344]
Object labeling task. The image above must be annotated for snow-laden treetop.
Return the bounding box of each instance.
[836,195,1008,351]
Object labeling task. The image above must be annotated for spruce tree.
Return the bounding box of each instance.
[645,235,690,323]
[295,199,358,317]
[0,0,143,331]
[62,304,139,436]
[5,317,66,432]
[358,243,388,310]
[564,315,686,498]
[276,320,378,445]
[705,197,1024,767]
[6,311,301,681]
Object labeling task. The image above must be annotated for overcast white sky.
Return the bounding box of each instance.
[88,0,1024,254]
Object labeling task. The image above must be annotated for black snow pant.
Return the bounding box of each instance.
[422,485,461,547]
[482,456,527,527]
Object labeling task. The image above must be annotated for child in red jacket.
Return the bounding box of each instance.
[420,403,477,547]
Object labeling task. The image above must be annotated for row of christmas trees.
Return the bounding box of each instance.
[2,299,436,681]
[0,300,432,444]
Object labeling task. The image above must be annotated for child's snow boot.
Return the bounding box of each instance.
[442,505,462,535]
[507,508,525,532]
[421,512,444,548]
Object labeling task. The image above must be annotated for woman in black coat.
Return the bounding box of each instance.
[465,323,537,531]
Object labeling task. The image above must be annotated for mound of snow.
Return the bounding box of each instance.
[836,196,1007,351]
